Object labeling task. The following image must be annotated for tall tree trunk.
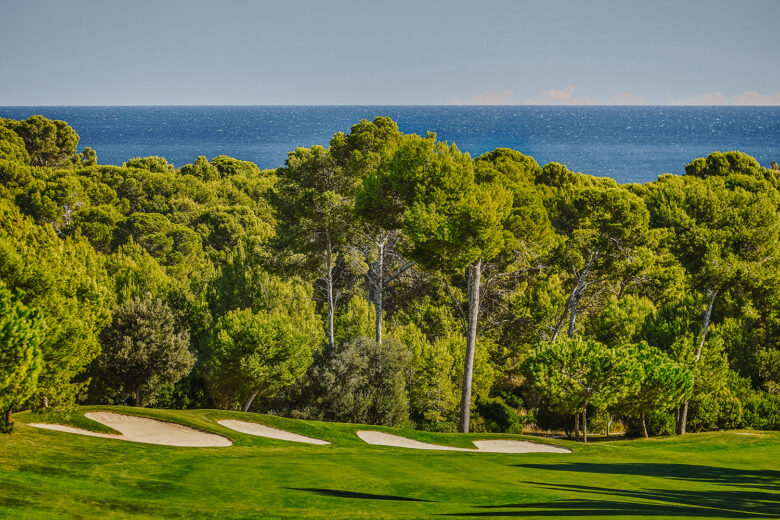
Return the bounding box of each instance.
[458,258,482,433]
[551,295,572,341]
[573,412,580,441]
[374,240,384,344]
[641,412,649,439]
[582,404,588,444]
[242,389,260,412]
[3,407,12,432]
[325,233,336,351]
[606,414,612,437]
[567,251,597,338]
[679,288,717,435]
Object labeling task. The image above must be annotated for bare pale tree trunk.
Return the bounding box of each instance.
[567,252,597,338]
[242,389,260,412]
[459,258,482,433]
[679,288,717,435]
[581,404,588,444]
[605,414,612,437]
[641,412,649,439]
[325,233,336,351]
[365,230,414,346]
[374,240,384,344]
[551,295,572,341]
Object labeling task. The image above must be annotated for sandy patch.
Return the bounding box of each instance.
[29,411,232,447]
[357,430,471,451]
[472,439,571,453]
[357,431,570,454]
[735,432,760,436]
[218,419,330,445]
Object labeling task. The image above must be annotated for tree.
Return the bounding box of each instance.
[207,307,319,411]
[645,172,780,434]
[371,134,514,432]
[123,156,176,173]
[6,115,79,167]
[0,124,30,164]
[206,269,322,411]
[340,117,408,344]
[273,145,362,350]
[522,336,638,442]
[393,322,458,428]
[91,294,194,406]
[548,184,650,339]
[0,284,45,432]
[0,199,113,412]
[619,342,693,438]
[306,336,411,426]
[180,156,220,181]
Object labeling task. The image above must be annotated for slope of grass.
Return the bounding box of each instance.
[1,407,778,519]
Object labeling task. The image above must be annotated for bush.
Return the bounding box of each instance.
[622,410,676,437]
[687,388,743,432]
[90,294,194,407]
[729,372,780,430]
[475,396,523,433]
[304,336,411,427]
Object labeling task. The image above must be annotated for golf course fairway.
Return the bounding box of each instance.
[1,406,777,519]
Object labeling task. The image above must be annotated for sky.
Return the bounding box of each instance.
[1,0,779,105]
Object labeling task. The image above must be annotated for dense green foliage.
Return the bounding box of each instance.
[0,284,45,431]
[89,294,194,407]
[1,114,779,439]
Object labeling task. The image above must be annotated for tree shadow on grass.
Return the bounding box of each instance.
[440,481,779,518]
[513,463,780,491]
[286,487,434,502]
[439,498,767,517]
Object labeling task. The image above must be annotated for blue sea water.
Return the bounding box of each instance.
[1,106,778,184]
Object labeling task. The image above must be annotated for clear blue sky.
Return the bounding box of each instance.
[1,0,778,105]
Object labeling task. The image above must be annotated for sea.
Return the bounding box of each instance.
[1,106,778,184]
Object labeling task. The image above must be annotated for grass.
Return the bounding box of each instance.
[0,407,778,519]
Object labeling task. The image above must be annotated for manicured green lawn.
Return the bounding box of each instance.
[1,406,778,519]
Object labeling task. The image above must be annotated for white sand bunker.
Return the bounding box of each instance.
[218,419,330,445]
[471,439,571,453]
[29,411,232,447]
[357,430,471,451]
[357,431,570,454]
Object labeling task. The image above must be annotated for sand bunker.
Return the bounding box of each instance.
[357,430,471,451]
[357,431,570,454]
[217,419,330,445]
[29,411,232,447]
[471,439,571,453]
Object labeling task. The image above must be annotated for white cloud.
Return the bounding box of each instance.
[525,85,596,105]
[450,89,517,105]
[669,90,780,105]
[606,92,646,105]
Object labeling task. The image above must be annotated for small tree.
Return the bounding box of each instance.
[0,284,45,432]
[619,342,693,438]
[307,336,411,426]
[93,294,194,406]
[208,308,319,412]
[522,336,638,442]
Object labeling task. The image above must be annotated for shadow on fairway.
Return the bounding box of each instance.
[513,463,780,491]
[440,481,779,518]
[287,487,435,502]
[439,498,768,517]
